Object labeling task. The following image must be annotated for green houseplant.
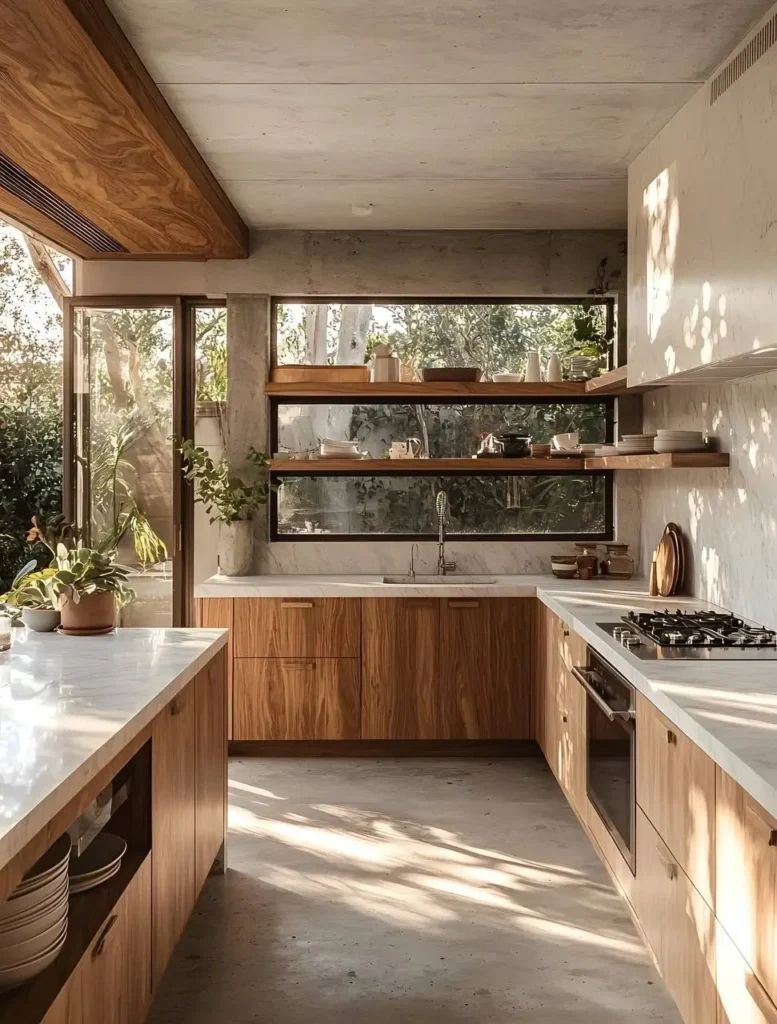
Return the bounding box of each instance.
[179,440,270,576]
[0,564,60,632]
[50,545,135,633]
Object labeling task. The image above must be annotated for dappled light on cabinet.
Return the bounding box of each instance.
[643,165,679,346]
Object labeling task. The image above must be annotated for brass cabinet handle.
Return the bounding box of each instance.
[93,914,119,957]
[449,600,480,608]
[282,660,316,670]
[281,601,313,609]
[170,697,182,716]
[561,713,568,723]
[655,842,678,880]
[746,972,777,1022]
[666,728,677,746]
[563,629,570,637]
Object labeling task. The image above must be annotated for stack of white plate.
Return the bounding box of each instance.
[0,834,70,993]
[616,433,656,455]
[580,443,601,457]
[594,445,619,456]
[319,438,365,460]
[569,356,599,380]
[69,834,127,894]
[654,429,706,453]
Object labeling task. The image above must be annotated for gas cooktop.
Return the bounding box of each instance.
[598,609,777,660]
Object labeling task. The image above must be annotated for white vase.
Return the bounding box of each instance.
[524,350,542,383]
[546,352,563,382]
[218,520,254,576]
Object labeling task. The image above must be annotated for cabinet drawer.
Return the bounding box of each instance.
[635,808,716,1024]
[717,768,777,1012]
[555,663,586,814]
[233,658,360,740]
[636,693,715,906]
[718,923,777,1024]
[233,598,360,658]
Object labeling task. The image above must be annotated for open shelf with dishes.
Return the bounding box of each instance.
[269,452,729,474]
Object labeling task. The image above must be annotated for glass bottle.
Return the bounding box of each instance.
[601,543,635,580]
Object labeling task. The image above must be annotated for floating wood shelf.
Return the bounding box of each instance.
[584,452,730,470]
[270,457,586,473]
[266,366,657,399]
[270,452,730,474]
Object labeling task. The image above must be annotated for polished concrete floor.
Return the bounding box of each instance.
[147,758,680,1023]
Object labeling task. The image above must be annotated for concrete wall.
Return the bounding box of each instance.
[628,3,777,386]
[81,229,639,578]
[639,373,777,626]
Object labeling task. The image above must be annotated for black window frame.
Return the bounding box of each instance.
[269,297,616,544]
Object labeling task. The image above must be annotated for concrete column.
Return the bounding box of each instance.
[226,295,271,571]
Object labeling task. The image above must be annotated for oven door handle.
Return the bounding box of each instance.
[571,666,635,722]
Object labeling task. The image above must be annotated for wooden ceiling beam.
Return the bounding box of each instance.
[0,0,248,258]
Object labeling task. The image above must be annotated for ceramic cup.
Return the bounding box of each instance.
[552,432,580,450]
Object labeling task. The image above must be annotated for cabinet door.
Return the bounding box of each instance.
[196,598,233,739]
[439,597,533,739]
[152,684,196,987]
[44,857,152,1024]
[195,650,227,895]
[233,658,360,740]
[234,598,360,658]
[717,767,777,1012]
[636,693,716,907]
[635,808,716,1024]
[362,599,440,739]
[717,922,777,1024]
[556,656,586,813]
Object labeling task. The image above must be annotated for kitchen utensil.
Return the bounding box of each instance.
[546,352,563,382]
[475,433,504,458]
[271,365,371,383]
[552,432,579,450]
[655,527,678,597]
[551,555,578,579]
[524,350,542,383]
[493,430,532,458]
[575,543,599,576]
[649,551,659,597]
[69,860,122,894]
[421,367,481,382]
[69,833,126,881]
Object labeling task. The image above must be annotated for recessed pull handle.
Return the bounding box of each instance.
[93,914,119,957]
[655,842,678,880]
[282,660,316,670]
[666,728,677,746]
[746,972,777,1022]
[745,801,777,846]
[449,599,480,608]
[170,697,182,716]
[281,601,313,609]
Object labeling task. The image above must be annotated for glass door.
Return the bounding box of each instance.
[63,298,191,626]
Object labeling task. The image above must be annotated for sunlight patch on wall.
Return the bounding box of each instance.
[644,166,679,346]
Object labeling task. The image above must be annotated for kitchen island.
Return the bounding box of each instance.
[0,627,228,1022]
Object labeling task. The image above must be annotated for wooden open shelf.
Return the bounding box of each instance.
[265,365,658,400]
[270,452,729,474]
[584,452,730,470]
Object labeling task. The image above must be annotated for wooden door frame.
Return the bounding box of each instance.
[62,295,198,626]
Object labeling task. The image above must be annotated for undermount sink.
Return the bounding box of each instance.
[382,575,498,585]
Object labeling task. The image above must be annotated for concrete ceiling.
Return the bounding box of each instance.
[108,0,772,231]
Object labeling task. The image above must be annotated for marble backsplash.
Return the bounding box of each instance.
[640,370,777,626]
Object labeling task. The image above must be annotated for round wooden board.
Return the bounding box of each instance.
[656,529,677,597]
[666,522,684,594]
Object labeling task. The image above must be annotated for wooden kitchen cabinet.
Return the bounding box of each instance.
[636,693,716,907]
[635,807,717,1024]
[42,857,152,1024]
[716,768,777,1013]
[717,922,777,1024]
[233,597,360,658]
[151,683,196,987]
[233,657,360,740]
[555,626,587,814]
[439,597,533,738]
[196,597,234,738]
[362,598,441,739]
[195,649,228,894]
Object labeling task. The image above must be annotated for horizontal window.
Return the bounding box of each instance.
[271,473,612,541]
[274,400,610,459]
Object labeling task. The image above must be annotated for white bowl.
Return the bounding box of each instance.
[0,925,67,993]
[12,836,71,897]
[70,860,122,894]
[0,874,68,923]
[0,913,68,968]
[0,888,68,941]
[68,834,127,883]
[552,432,579,450]
[492,372,524,382]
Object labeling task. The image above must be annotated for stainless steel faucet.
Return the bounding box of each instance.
[435,490,457,576]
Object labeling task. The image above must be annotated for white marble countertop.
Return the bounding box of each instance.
[0,627,227,874]
[198,572,777,819]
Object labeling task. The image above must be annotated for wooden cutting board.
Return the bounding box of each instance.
[655,527,678,597]
[666,522,684,594]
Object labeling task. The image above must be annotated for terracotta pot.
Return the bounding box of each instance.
[60,592,117,633]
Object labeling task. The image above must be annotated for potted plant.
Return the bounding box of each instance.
[0,563,61,632]
[179,440,270,576]
[50,546,135,633]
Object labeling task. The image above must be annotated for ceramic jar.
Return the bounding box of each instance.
[601,543,635,579]
[219,520,254,576]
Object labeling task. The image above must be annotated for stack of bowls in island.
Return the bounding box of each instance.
[0,834,70,992]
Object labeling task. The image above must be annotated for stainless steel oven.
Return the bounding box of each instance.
[571,650,636,872]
